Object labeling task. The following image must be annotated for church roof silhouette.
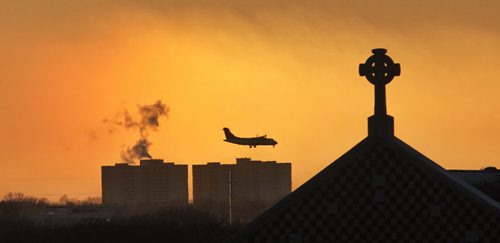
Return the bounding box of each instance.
[225,49,500,242]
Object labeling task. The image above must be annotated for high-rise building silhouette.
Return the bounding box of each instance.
[101,159,188,208]
[193,158,291,223]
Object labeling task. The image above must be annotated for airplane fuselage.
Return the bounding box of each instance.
[224,137,277,148]
[223,128,278,148]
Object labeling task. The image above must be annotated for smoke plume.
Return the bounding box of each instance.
[120,139,153,164]
[107,100,169,164]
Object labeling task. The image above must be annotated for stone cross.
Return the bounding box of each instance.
[359,48,400,117]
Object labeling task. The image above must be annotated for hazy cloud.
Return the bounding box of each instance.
[1,0,499,40]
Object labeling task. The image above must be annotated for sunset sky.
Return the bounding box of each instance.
[1,0,500,201]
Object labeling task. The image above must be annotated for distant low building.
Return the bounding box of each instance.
[193,158,291,223]
[450,167,500,202]
[449,167,500,186]
[101,159,188,208]
[36,206,117,225]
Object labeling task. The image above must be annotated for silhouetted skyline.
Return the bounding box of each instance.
[2,0,500,203]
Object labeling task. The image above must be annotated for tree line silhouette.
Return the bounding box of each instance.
[0,192,240,243]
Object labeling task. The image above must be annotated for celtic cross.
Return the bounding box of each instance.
[359,48,400,116]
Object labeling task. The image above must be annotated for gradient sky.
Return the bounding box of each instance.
[1,0,500,201]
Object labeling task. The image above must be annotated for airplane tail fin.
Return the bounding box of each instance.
[223,127,236,140]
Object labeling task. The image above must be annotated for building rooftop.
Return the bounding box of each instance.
[225,49,500,242]
[106,159,182,167]
[139,159,164,166]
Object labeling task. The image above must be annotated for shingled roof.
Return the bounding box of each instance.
[224,49,500,242]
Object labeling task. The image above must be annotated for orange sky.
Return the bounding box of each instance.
[1,0,500,201]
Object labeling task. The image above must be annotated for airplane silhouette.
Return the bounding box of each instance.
[223,127,278,148]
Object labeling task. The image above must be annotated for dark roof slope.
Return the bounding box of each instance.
[225,135,500,242]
